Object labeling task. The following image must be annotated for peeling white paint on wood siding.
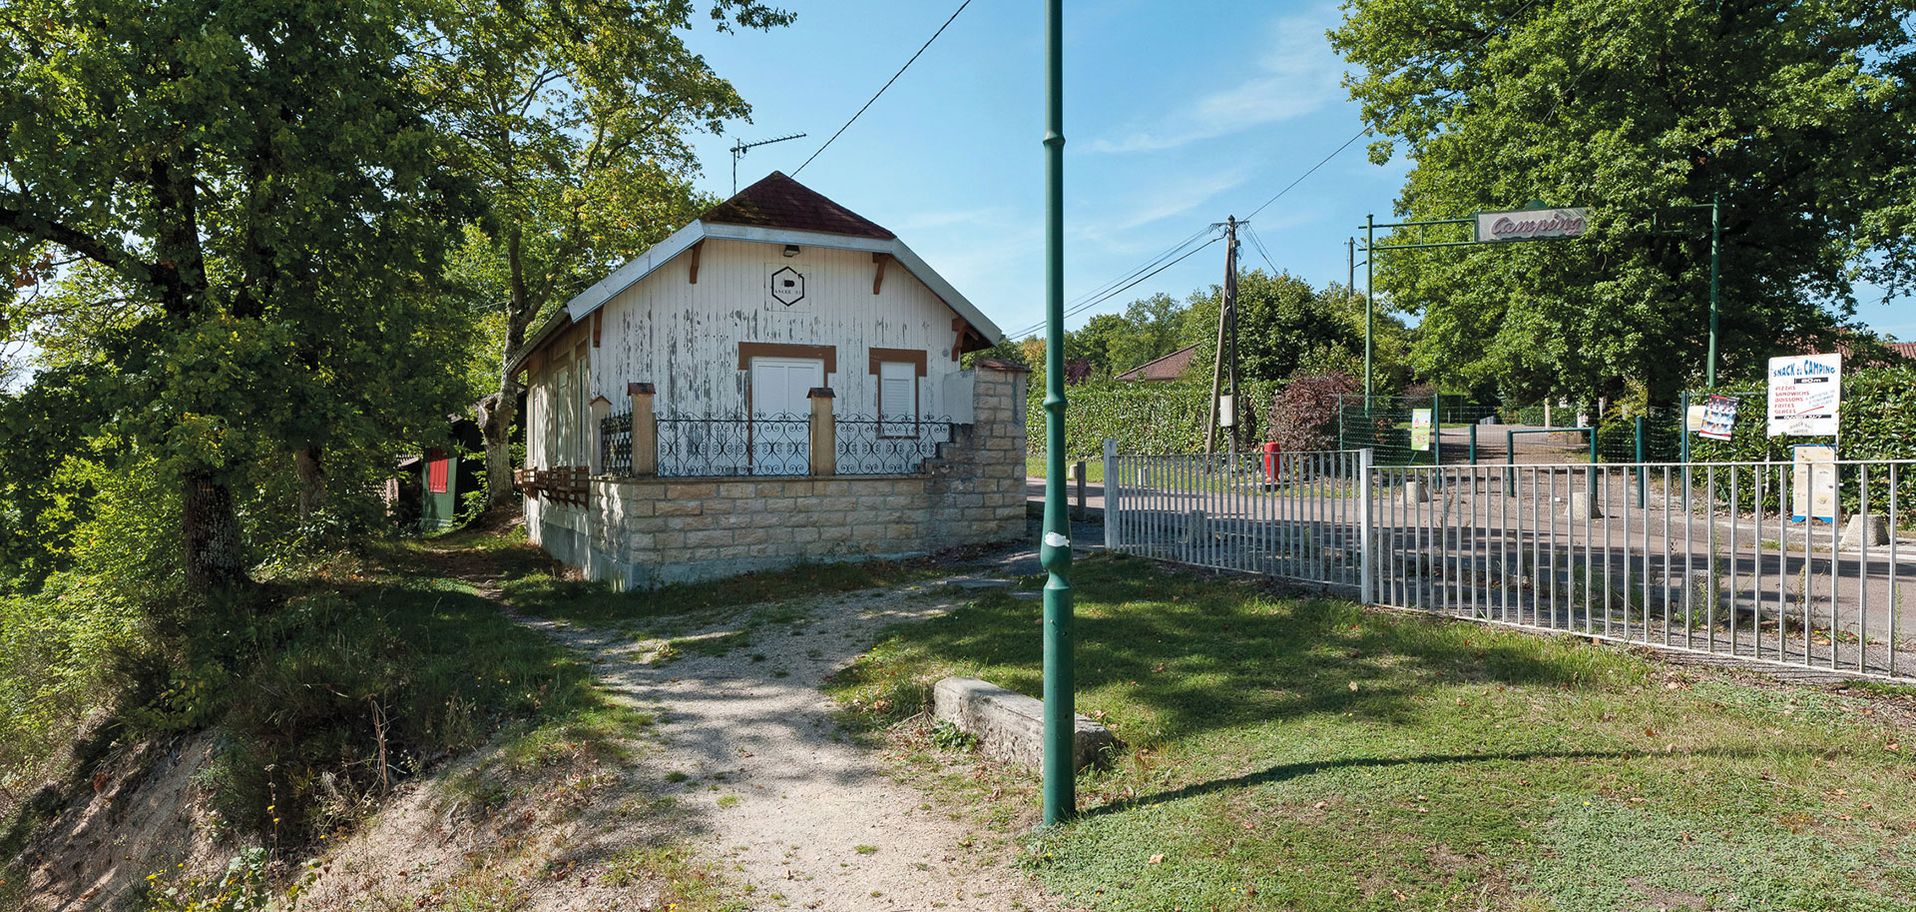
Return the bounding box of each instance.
[524,238,969,482]
[598,238,961,419]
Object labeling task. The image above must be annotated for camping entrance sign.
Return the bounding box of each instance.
[1766,354,1842,437]
[1474,207,1588,243]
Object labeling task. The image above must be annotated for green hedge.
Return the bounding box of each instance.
[1687,366,1916,463]
[1025,379,1281,456]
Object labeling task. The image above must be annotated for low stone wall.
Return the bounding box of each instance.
[533,361,1028,587]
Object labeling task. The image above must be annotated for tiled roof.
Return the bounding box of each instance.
[1115,344,1199,382]
[1889,341,1916,361]
[699,171,895,240]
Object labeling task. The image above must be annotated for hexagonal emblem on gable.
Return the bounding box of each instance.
[769,265,806,309]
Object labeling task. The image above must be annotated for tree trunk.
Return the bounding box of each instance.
[480,387,520,507]
[183,471,247,591]
[482,221,537,508]
[294,445,325,522]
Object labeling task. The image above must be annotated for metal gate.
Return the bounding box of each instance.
[1103,443,1915,682]
[1101,443,1369,591]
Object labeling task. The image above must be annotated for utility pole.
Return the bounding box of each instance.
[1203,217,1236,455]
[1225,216,1240,458]
[1364,213,1375,410]
[1038,0,1074,828]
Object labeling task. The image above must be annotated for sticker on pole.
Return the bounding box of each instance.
[1698,395,1738,442]
[1766,353,1841,437]
[1409,408,1433,451]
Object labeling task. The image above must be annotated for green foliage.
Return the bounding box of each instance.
[1026,379,1283,456]
[1332,0,1916,404]
[1180,271,1379,385]
[140,847,271,912]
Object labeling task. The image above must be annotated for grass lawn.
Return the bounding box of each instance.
[1027,454,1106,484]
[828,554,1916,912]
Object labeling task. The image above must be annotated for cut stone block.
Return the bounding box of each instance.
[1840,513,1890,550]
[932,677,1120,771]
[1565,491,1603,520]
[1403,481,1430,503]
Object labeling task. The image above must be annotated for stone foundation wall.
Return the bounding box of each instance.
[530,361,1028,587]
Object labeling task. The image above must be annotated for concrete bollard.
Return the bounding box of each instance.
[1840,513,1890,550]
[932,677,1120,771]
[1403,480,1430,503]
[1565,491,1603,520]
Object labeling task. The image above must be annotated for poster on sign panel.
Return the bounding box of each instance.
[1767,354,1842,437]
[1791,445,1838,523]
[1699,395,1738,441]
[1410,409,1432,451]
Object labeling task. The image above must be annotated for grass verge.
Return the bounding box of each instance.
[827,553,1916,912]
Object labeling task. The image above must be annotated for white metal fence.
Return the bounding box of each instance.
[1103,442,1915,682]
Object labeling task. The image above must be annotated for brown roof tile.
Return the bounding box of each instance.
[699,171,895,240]
[1115,344,1199,381]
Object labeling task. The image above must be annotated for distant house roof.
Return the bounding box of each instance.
[1890,341,1916,362]
[699,172,896,240]
[1114,344,1198,382]
[509,172,1001,374]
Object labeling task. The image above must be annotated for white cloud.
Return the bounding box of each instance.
[1101,167,1251,232]
[1089,10,1346,154]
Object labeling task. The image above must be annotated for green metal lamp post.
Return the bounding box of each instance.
[1039,0,1075,827]
[1706,193,1721,389]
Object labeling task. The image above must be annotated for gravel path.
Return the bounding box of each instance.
[524,578,1060,912]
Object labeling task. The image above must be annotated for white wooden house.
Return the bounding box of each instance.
[509,173,1027,586]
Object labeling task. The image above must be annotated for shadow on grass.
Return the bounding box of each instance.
[834,553,1632,748]
[1077,746,1764,819]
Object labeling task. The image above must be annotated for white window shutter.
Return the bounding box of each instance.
[879,362,916,435]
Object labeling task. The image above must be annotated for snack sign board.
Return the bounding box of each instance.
[1766,354,1841,437]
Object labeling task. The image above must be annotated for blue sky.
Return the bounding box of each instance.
[680,0,1916,345]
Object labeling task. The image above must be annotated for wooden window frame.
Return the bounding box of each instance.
[869,347,926,439]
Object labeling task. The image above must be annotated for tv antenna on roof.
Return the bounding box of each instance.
[730,133,808,194]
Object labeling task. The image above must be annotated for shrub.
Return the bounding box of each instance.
[1025,378,1282,456]
[1266,372,1358,454]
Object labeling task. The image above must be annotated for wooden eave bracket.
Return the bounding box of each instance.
[688,239,704,284]
[872,252,891,295]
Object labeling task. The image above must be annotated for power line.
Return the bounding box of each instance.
[793,0,972,176]
[1242,0,1548,222]
[1004,225,1218,337]
[1243,224,1280,274]
[1006,230,1223,339]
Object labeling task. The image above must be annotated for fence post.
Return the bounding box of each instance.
[1431,393,1442,470]
[1634,415,1646,508]
[1073,460,1086,520]
[1359,446,1375,604]
[1586,427,1598,501]
[628,382,658,476]
[1679,390,1691,466]
[1505,428,1516,496]
[1102,438,1118,550]
[588,395,610,475]
[1469,421,1478,466]
[807,387,836,476]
